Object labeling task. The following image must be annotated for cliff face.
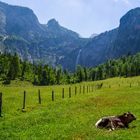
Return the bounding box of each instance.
[0,1,88,70]
[113,8,140,56]
[78,7,140,67]
[0,1,45,40]
[79,28,118,67]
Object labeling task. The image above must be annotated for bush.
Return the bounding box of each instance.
[2,78,11,85]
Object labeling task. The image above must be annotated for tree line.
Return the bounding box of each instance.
[0,53,140,85]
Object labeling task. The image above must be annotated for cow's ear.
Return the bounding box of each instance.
[125,114,128,117]
[123,113,127,117]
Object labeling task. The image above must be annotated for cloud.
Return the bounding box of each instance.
[122,0,131,5]
[113,0,131,5]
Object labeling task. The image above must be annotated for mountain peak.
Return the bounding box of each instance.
[120,7,140,26]
[0,1,8,6]
[47,19,59,28]
[90,33,98,38]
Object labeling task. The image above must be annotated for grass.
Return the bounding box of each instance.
[0,77,140,140]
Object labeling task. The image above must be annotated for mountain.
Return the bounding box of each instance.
[79,28,118,67]
[90,33,98,38]
[0,1,89,71]
[0,1,45,40]
[0,1,140,71]
[113,8,140,56]
[78,7,140,67]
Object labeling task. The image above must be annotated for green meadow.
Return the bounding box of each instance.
[0,77,140,140]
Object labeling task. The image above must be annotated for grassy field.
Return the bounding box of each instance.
[0,77,140,140]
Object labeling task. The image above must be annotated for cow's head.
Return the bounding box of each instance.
[123,112,136,123]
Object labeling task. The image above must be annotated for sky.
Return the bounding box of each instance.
[1,0,140,37]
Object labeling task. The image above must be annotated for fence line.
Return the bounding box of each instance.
[1,80,140,115]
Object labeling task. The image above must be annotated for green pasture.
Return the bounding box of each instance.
[0,77,140,140]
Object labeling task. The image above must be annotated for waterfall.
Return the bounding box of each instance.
[75,49,82,69]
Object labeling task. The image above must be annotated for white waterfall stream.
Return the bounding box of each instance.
[75,49,82,69]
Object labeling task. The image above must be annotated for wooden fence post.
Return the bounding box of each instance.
[23,91,26,110]
[52,90,54,101]
[75,86,77,95]
[89,85,90,93]
[92,85,94,92]
[83,86,85,94]
[69,87,71,98]
[62,88,64,99]
[80,86,81,94]
[38,89,41,104]
[0,92,2,117]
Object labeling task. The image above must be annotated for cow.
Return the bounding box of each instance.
[95,112,136,131]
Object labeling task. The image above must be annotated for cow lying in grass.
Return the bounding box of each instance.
[95,112,136,131]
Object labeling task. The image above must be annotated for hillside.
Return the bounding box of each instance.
[0,1,140,70]
[0,52,140,85]
[0,77,140,139]
[0,1,88,70]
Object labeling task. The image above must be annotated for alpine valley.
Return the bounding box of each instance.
[0,1,140,71]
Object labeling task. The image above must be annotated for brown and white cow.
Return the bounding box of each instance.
[95,112,136,131]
